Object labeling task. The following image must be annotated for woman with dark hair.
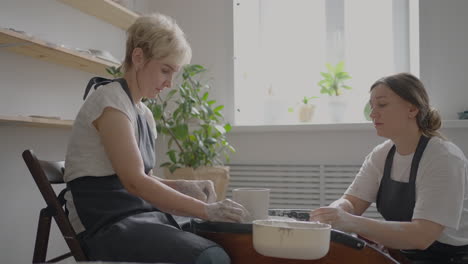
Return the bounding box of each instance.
[311,73,468,263]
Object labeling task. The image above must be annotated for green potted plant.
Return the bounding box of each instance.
[318,61,352,96]
[317,61,352,122]
[288,96,319,123]
[146,64,235,200]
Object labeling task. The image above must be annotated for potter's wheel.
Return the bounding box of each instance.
[191,209,309,233]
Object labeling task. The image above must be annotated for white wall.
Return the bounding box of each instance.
[420,0,468,120]
[0,0,148,262]
[1,126,71,263]
[149,0,235,123]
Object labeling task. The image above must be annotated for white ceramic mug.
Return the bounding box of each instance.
[232,188,270,222]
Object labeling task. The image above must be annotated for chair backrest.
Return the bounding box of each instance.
[22,149,87,263]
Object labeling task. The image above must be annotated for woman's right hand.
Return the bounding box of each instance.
[204,199,249,223]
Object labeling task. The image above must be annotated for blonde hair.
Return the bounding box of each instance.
[370,73,444,139]
[123,13,192,72]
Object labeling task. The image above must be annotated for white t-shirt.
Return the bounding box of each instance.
[64,81,156,182]
[64,81,156,233]
[345,136,468,246]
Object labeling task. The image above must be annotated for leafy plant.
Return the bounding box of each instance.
[106,66,123,78]
[318,61,352,96]
[146,64,235,173]
[364,102,372,121]
[301,96,319,105]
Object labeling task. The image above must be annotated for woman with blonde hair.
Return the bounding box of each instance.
[64,13,246,263]
[311,73,468,263]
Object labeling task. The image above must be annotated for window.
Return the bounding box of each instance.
[233,0,419,125]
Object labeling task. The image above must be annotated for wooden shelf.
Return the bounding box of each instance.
[57,0,139,30]
[0,115,73,129]
[0,28,118,76]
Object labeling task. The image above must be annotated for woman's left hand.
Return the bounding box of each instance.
[173,180,217,203]
[310,206,355,233]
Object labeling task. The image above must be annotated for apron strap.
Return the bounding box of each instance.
[83,77,116,100]
[409,135,430,185]
[83,77,134,104]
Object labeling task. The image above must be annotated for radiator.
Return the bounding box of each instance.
[226,163,382,219]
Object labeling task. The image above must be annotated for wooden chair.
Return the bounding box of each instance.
[22,149,88,263]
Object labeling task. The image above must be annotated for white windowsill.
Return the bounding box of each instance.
[231,120,468,133]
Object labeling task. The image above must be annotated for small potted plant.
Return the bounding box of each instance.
[146,64,235,200]
[317,61,352,122]
[288,96,319,123]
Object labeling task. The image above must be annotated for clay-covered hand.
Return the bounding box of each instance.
[205,199,250,223]
[310,206,355,233]
[173,180,217,203]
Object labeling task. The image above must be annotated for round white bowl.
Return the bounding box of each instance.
[252,220,331,260]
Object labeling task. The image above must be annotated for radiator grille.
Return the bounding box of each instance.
[227,163,382,219]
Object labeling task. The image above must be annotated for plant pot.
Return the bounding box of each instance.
[328,96,347,123]
[298,104,316,122]
[164,166,230,201]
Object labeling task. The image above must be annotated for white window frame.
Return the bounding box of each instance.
[233,0,420,127]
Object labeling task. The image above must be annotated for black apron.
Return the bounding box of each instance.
[67,77,218,263]
[376,135,468,264]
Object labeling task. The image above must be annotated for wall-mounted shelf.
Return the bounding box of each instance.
[0,115,73,129]
[57,0,139,30]
[0,28,118,76]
